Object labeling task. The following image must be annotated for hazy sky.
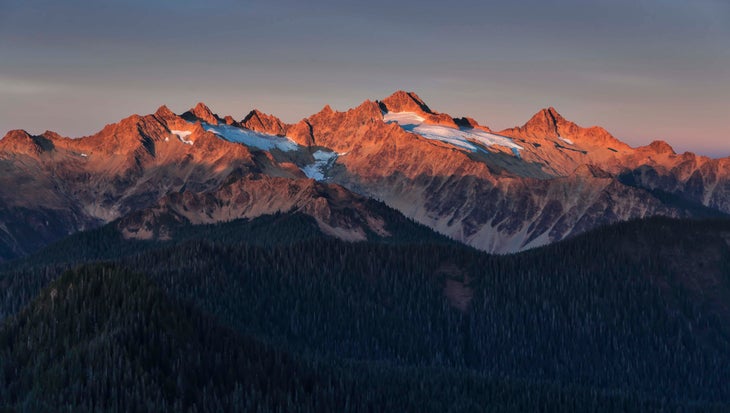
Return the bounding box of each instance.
[1,0,728,156]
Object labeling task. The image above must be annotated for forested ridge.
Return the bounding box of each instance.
[0,215,729,411]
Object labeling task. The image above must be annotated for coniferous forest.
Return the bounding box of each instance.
[0,214,729,412]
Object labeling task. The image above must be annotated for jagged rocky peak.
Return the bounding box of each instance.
[285,99,387,148]
[520,106,566,138]
[1,129,32,142]
[0,129,56,155]
[182,102,219,125]
[41,130,66,141]
[348,99,384,120]
[378,90,433,114]
[307,99,383,126]
[319,104,334,115]
[454,117,492,132]
[379,92,460,128]
[154,105,177,121]
[241,109,288,136]
[502,106,628,150]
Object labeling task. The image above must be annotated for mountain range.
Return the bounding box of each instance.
[2,91,730,410]
[1,91,728,260]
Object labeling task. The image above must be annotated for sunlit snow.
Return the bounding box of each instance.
[383,112,426,126]
[202,124,298,152]
[301,150,338,181]
[383,112,523,155]
[558,137,574,145]
[171,130,192,138]
[171,130,194,145]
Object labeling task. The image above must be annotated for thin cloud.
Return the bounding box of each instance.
[0,75,67,95]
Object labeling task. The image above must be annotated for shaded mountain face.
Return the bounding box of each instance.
[117,177,398,243]
[1,92,729,259]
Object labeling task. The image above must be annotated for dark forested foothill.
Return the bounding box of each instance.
[0,215,729,411]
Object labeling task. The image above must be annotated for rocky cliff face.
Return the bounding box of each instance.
[117,176,392,242]
[1,91,728,259]
[241,109,289,136]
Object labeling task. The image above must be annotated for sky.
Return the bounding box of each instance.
[1,0,728,157]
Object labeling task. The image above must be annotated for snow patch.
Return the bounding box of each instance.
[301,150,338,181]
[171,129,192,138]
[382,112,425,126]
[558,136,574,145]
[171,130,194,145]
[202,123,298,152]
[384,112,523,156]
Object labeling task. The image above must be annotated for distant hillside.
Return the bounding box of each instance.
[1,217,729,410]
[2,264,697,412]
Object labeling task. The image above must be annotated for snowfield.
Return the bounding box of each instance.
[301,150,338,181]
[383,112,522,156]
[178,122,341,181]
[171,130,194,145]
[202,124,299,152]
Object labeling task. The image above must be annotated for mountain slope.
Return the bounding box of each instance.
[0,265,329,411]
[5,264,698,412]
[0,103,371,260]
[116,175,396,242]
[285,92,726,252]
[118,217,730,405]
[1,91,729,259]
[4,206,454,271]
[1,217,729,410]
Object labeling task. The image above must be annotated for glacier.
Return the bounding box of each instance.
[383,112,523,156]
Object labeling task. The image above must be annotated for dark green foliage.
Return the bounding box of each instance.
[0,216,729,411]
[5,208,454,270]
[0,265,685,412]
[0,265,345,412]
[3,213,326,269]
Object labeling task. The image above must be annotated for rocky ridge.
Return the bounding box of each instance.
[1,91,728,259]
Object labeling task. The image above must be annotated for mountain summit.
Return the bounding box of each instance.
[521,107,567,139]
[182,102,220,125]
[501,106,627,149]
[241,109,288,136]
[379,90,433,114]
